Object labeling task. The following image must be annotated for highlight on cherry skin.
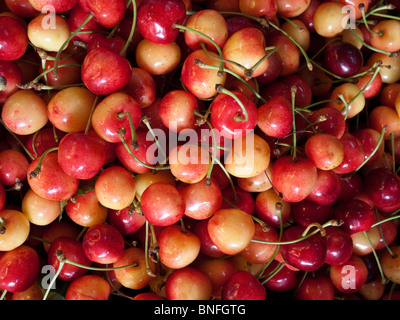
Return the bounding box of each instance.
[1,0,400,303]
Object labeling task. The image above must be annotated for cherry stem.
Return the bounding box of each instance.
[144,221,157,277]
[120,0,137,57]
[214,157,238,202]
[117,128,170,171]
[374,206,396,258]
[363,230,387,284]
[174,24,225,76]
[349,27,398,57]
[194,59,267,103]
[215,84,249,122]
[290,85,297,162]
[244,47,276,81]
[359,4,382,36]
[301,222,327,237]
[0,119,35,161]
[28,147,59,179]
[260,262,286,285]
[116,112,139,150]
[141,115,167,163]
[84,95,99,135]
[42,253,65,300]
[352,125,387,174]
[194,111,217,185]
[0,290,7,300]
[53,12,95,79]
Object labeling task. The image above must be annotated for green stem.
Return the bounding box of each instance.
[84,95,99,135]
[120,0,137,56]
[290,86,297,162]
[215,85,249,122]
[43,256,65,300]
[363,230,386,284]
[117,112,139,150]
[28,147,59,179]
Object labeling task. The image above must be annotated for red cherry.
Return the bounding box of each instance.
[221,270,266,300]
[136,0,186,44]
[294,273,335,300]
[261,259,299,292]
[280,225,327,272]
[81,47,132,96]
[0,245,40,293]
[82,223,125,264]
[324,226,353,266]
[28,0,78,13]
[57,132,106,180]
[82,0,126,28]
[0,61,22,103]
[65,274,111,300]
[0,16,28,61]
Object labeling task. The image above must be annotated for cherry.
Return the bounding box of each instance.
[291,200,332,228]
[181,177,222,220]
[0,149,29,186]
[221,270,266,300]
[267,34,300,77]
[330,255,368,294]
[57,132,106,180]
[306,169,341,206]
[333,132,366,175]
[27,150,79,201]
[0,245,40,293]
[307,106,346,139]
[255,188,291,228]
[363,167,400,213]
[113,247,155,290]
[86,33,126,56]
[47,236,93,282]
[239,0,277,19]
[94,165,136,211]
[10,281,44,300]
[108,206,146,237]
[28,0,78,13]
[294,272,335,300]
[257,95,293,139]
[221,185,255,215]
[65,274,111,300]
[165,266,213,300]
[158,224,201,269]
[136,0,187,44]
[141,182,185,227]
[21,188,61,226]
[207,208,255,255]
[333,199,376,235]
[122,67,156,108]
[271,155,318,203]
[0,208,30,250]
[81,47,132,96]
[5,0,39,18]
[0,16,28,61]
[132,292,165,300]
[82,223,125,264]
[324,226,353,266]
[381,246,400,285]
[0,61,22,104]
[65,190,108,228]
[279,224,327,272]
[261,259,299,293]
[322,40,363,78]
[193,218,225,258]
[41,221,80,253]
[82,0,126,28]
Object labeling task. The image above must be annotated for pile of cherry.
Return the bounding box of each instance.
[0,0,400,301]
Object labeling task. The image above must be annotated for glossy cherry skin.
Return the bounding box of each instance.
[47,236,93,281]
[137,0,187,44]
[221,270,266,300]
[83,0,126,28]
[82,223,125,264]
[108,206,146,236]
[65,274,111,300]
[271,155,318,203]
[322,41,363,77]
[261,260,299,292]
[291,200,332,228]
[57,132,106,180]
[86,33,126,55]
[0,245,40,293]
[27,151,80,201]
[0,16,28,61]
[0,149,29,186]
[307,169,341,206]
[333,199,376,235]
[140,182,185,227]
[324,226,353,266]
[294,273,335,300]
[330,255,368,293]
[279,225,327,272]
[0,60,22,103]
[193,219,225,258]
[81,47,132,96]
[28,0,78,12]
[363,167,400,213]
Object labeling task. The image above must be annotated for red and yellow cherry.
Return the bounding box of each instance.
[113,247,155,290]
[1,90,48,136]
[21,188,60,226]
[165,266,213,300]
[222,27,269,79]
[91,92,142,143]
[305,133,344,170]
[94,165,136,211]
[81,47,132,96]
[369,105,400,140]
[169,145,211,184]
[0,209,30,251]
[65,190,108,228]
[181,48,227,99]
[82,223,125,264]
[0,245,40,293]
[255,188,291,228]
[332,132,365,175]
[27,150,79,201]
[193,218,225,258]
[207,208,255,255]
[58,132,106,180]
[65,274,111,300]
[267,35,300,77]
[0,149,29,186]
[140,182,185,227]
[134,170,176,200]
[370,19,400,53]
[10,281,44,300]
[329,255,368,293]
[313,2,347,38]
[82,0,126,28]
[122,67,156,108]
[158,224,201,269]
[380,246,400,285]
